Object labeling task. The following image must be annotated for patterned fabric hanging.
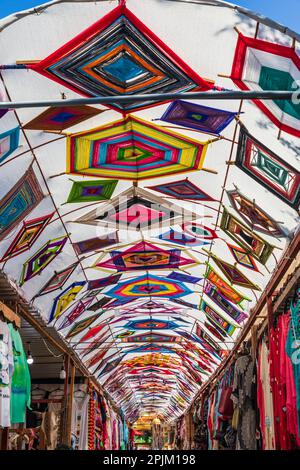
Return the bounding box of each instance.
[160,101,238,135]
[220,208,275,265]
[65,180,118,203]
[29,4,213,112]
[226,188,287,237]
[0,166,44,242]
[24,105,103,131]
[235,126,300,209]
[147,179,215,201]
[0,127,20,163]
[66,115,208,181]
[0,212,54,262]
[231,33,300,137]
[20,235,68,286]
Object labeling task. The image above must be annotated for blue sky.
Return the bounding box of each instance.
[0,1,299,31]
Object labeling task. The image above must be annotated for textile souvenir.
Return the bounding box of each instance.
[1,212,54,262]
[24,105,103,131]
[0,166,44,241]
[65,180,118,203]
[226,188,286,237]
[147,179,215,201]
[29,4,213,112]
[200,299,238,337]
[34,263,78,297]
[231,33,300,137]
[106,274,193,300]
[205,264,251,306]
[0,127,20,163]
[73,233,119,255]
[160,101,238,135]
[235,126,300,209]
[220,208,275,265]
[74,187,199,230]
[20,235,68,286]
[48,281,86,323]
[66,115,208,181]
[94,241,197,272]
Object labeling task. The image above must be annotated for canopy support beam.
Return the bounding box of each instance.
[0,90,296,109]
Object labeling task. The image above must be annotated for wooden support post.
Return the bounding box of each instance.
[0,428,9,450]
[17,423,24,450]
[266,296,274,338]
[251,325,258,360]
[61,354,70,445]
[66,360,75,448]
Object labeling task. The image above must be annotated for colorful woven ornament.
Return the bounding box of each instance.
[93,241,197,272]
[220,208,275,265]
[147,179,215,201]
[57,297,94,330]
[66,115,208,181]
[204,280,248,324]
[73,233,119,255]
[74,187,198,230]
[160,100,238,135]
[35,262,78,297]
[20,235,68,286]
[106,274,192,300]
[158,228,209,247]
[98,356,123,377]
[87,274,122,290]
[167,272,201,284]
[231,33,300,137]
[0,127,20,163]
[227,243,258,271]
[235,125,300,210]
[226,188,286,237]
[200,299,238,337]
[124,319,179,330]
[207,251,261,290]
[182,222,218,240]
[0,166,44,241]
[1,212,54,262]
[205,263,251,306]
[122,332,181,343]
[29,4,213,112]
[48,281,86,323]
[65,313,100,339]
[24,105,103,131]
[65,179,118,203]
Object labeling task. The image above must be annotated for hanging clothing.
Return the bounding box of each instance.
[286,301,300,444]
[41,402,61,450]
[231,354,257,450]
[8,324,31,424]
[71,393,89,450]
[257,338,276,449]
[0,320,14,427]
[270,313,299,449]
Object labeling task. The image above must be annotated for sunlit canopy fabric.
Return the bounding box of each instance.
[0,0,299,423]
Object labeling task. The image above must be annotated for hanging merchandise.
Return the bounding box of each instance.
[231,350,257,450]
[257,337,276,450]
[71,389,89,450]
[0,320,14,428]
[8,324,31,425]
[286,299,300,438]
[269,312,300,449]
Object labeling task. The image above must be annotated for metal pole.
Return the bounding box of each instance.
[0,90,295,109]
